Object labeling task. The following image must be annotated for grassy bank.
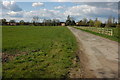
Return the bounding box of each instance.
[2,26,77,78]
[74,26,120,42]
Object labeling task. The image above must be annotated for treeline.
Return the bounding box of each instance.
[76,17,119,28]
[0,15,119,28]
[0,18,61,26]
[65,15,119,28]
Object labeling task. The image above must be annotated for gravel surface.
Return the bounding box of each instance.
[68,26,119,78]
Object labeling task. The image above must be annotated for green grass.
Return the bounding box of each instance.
[2,26,77,78]
[74,27,120,42]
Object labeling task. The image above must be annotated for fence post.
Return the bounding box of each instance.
[111,29,113,36]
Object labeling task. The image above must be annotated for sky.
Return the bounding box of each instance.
[0,0,119,23]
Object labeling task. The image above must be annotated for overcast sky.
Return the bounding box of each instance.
[1,0,119,22]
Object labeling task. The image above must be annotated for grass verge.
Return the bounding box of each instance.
[74,26,120,43]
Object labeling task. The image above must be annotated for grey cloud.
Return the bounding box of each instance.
[83,2,118,10]
[10,4,22,11]
[74,2,118,10]
[2,1,22,12]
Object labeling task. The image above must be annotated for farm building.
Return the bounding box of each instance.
[60,22,65,26]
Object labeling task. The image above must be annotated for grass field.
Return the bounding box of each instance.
[74,26,120,42]
[2,26,77,78]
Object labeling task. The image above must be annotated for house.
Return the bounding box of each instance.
[76,22,79,26]
[60,22,65,26]
[7,22,16,26]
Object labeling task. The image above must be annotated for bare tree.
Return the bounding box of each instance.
[32,16,39,26]
[106,16,114,27]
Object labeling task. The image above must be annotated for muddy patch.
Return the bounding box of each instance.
[2,52,27,63]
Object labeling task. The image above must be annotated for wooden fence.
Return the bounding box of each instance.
[75,27,113,36]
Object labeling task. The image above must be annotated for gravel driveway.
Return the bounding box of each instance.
[68,26,119,78]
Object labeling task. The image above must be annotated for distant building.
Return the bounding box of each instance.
[76,22,79,26]
[7,22,16,26]
[60,22,65,26]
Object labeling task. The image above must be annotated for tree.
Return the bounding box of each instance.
[95,18,98,22]
[106,16,114,27]
[32,16,39,26]
[9,20,15,23]
[94,20,101,27]
[71,20,76,26]
[65,15,75,26]
[52,19,60,26]
[42,19,52,26]
[113,17,115,24]
[89,19,94,27]
[42,19,60,26]
[0,19,2,25]
[1,19,6,25]
[77,20,83,26]
[83,18,88,26]
[19,20,24,25]
[9,20,16,26]
[66,15,71,26]
[43,19,46,26]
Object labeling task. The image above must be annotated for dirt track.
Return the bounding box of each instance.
[68,27,118,78]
